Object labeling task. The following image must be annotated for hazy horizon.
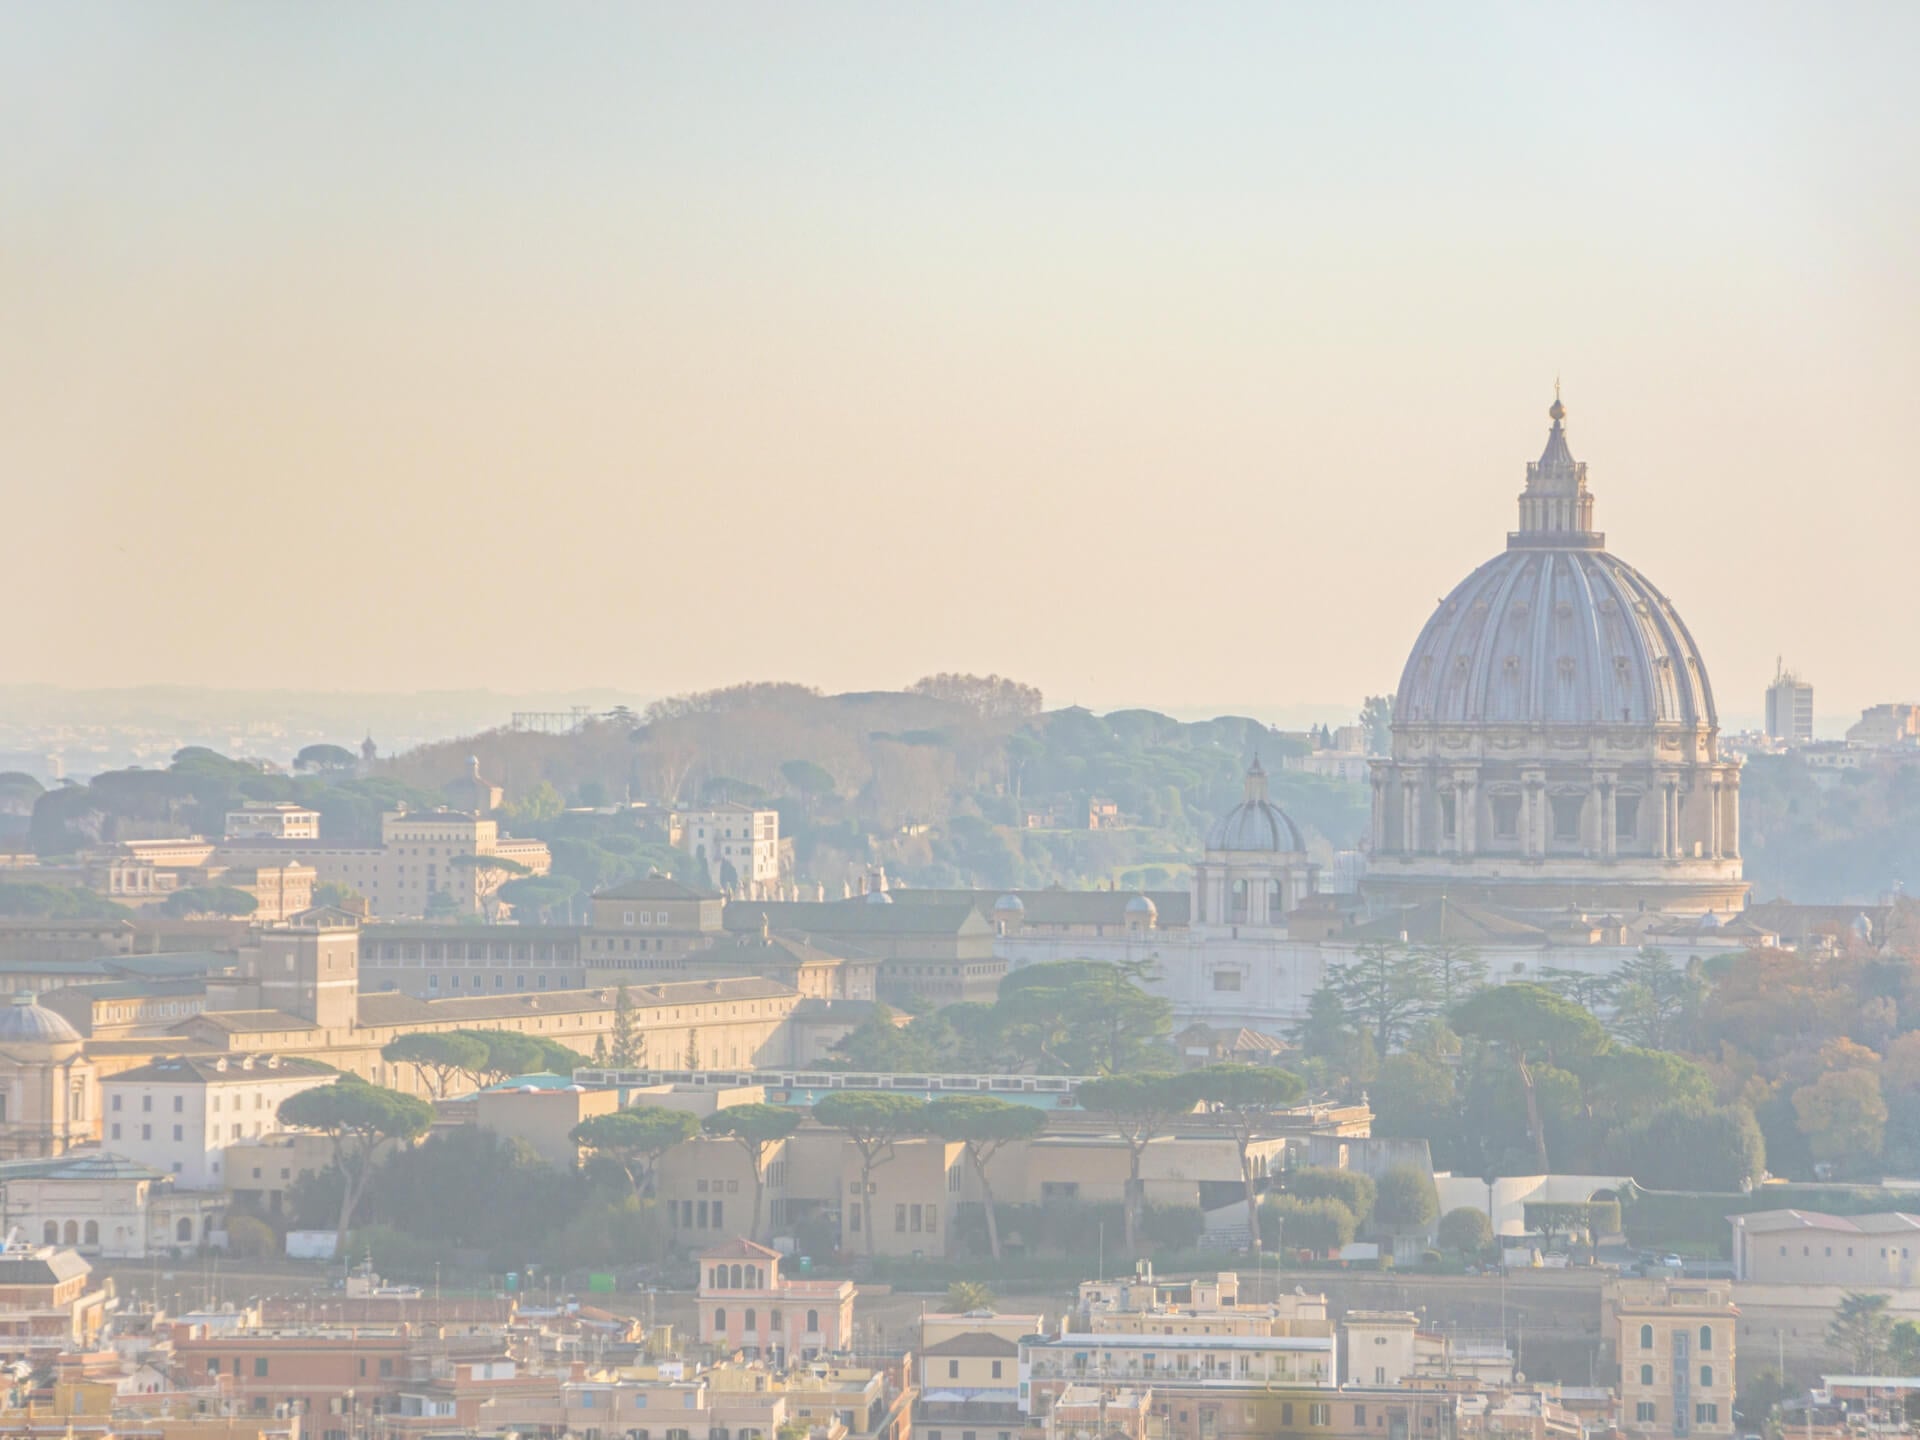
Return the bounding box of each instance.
[7,3,1916,715]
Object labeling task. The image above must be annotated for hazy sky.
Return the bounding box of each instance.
[5,4,1916,721]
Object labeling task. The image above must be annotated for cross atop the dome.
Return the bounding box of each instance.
[1245,753,1269,803]
[1538,384,1575,469]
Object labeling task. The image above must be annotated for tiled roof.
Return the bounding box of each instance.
[725,900,990,937]
[355,993,435,1027]
[367,923,588,942]
[0,1151,166,1182]
[107,1054,336,1085]
[0,1248,92,1285]
[595,878,717,902]
[40,978,206,1003]
[888,888,1193,928]
[688,934,877,967]
[790,998,882,1022]
[181,1010,319,1034]
[922,1334,1020,1358]
[1728,1209,1920,1234]
[1340,898,1548,945]
[362,976,797,1029]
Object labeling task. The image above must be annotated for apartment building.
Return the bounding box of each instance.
[1610,1279,1737,1440]
[0,1231,110,1359]
[0,1150,224,1258]
[170,1323,418,1427]
[695,1238,855,1361]
[1729,1208,1920,1285]
[672,804,782,900]
[217,809,551,919]
[224,804,321,841]
[101,1055,336,1189]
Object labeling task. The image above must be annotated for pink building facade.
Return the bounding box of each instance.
[697,1239,855,1361]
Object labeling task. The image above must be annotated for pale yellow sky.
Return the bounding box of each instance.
[3,4,1916,719]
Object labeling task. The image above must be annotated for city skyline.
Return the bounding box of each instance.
[5,4,1917,713]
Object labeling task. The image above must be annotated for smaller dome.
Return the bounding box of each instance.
[1125,894,1157,917]
[1206,757,1305,854]
[0,993,81,1046]
[993,894,1025,914]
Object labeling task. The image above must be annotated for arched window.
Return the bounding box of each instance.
[63,1221,78,1246]
[806,1309,819,1332]
[709,1267,721,1289]
[713,1308,727,1333]
[1231,880,1249,924]
[82,1221,98,1246]
[41,1222,55,1245]
[730,1264,743,1288]
[1640,1365,1654,1386]
[1699,1326,1713,1352]
[177,1218,193,1242]
[744,1309,756,1334]
[1639,1324,1654,1350]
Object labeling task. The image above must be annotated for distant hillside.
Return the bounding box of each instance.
[1742,752,1920,903]
[387,677,1371,893]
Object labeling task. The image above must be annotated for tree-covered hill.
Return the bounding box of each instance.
[1741,753,1920,903]
[385,677,1372,892]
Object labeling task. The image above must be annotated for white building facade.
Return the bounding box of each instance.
[101,1054,336,1190]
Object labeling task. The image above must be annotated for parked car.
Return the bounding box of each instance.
[1658,1253,1684,1269]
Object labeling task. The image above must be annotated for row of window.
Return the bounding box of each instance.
[712,1308,820,1333]
[843,1202,941,1234]
[111,1121,263,1143]
[42,1217,206,1245]
[1638,1364,1720,1388]
[202,1356,396,1380]
[1639,1325,1715,1351]
[376,942,567,962]
[678,1199,724,1229]
[1782,1242,1911,1258]
[1634,1403,1719,1424]
[111,1093,274,1114]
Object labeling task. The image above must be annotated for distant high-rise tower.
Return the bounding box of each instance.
[1765,659,1814,744]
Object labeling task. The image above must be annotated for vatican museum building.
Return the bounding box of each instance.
[1363,395,1747,916]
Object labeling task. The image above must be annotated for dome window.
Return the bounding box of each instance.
[1231,880,1249,925]
[1551,794,1585,844]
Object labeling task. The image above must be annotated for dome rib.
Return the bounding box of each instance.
[1393,548,1713,732]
